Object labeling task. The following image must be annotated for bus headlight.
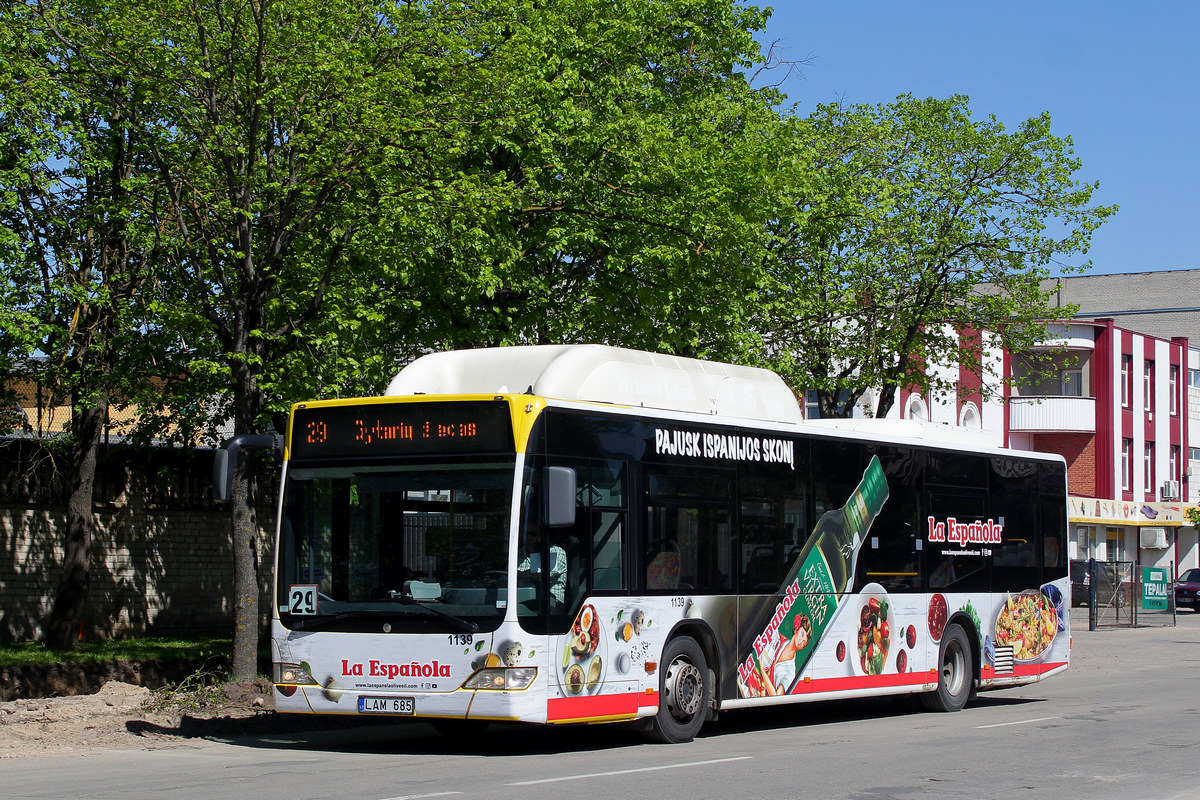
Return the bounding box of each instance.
[274,662,318,686]
[463,667,537,690]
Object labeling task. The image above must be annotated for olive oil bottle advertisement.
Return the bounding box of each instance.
[738,456,889,697]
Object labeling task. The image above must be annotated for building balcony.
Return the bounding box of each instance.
[1022,323,1098,350]
[1008,396,1096,433]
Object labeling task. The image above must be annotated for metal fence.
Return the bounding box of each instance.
[1077,559,1178,629]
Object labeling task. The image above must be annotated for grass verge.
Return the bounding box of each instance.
[0,634,234,667]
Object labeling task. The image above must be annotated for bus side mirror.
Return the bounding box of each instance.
[544,466,577,528]
[213,433,283,502]
[213,447,232,502]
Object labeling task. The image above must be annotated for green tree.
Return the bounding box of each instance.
[2,0,482,670]
[386,0,787,361]
[108,0,785,676]
[0,2,176,649]
[111,0,502,678]
[754,95,1115,417]
[4,0,790,674]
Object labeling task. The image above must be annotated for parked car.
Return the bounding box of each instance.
[1174,568,1200,612]
[1070,559,1123,607]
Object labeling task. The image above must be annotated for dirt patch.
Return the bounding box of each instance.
[0,670,386,760]
[0,678,278,758]
[0,658,228,702]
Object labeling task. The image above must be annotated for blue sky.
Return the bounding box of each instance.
[756,1,1198,276]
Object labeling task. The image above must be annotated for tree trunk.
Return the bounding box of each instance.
[44,393,108,650]
[229,451,260,680]
[875,382,898,419]
[228,358,265,680]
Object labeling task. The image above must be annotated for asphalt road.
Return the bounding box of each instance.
[4,612,1200,800]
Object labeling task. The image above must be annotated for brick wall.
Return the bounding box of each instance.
[0,505,274,642]
[1034,432,1097,496]
[0,439,275,643]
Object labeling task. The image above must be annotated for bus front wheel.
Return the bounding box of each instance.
[921,623,972,712]
[644,636,709,743]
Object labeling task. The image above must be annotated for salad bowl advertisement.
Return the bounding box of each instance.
[992,588,1061,664]
[853,585,895,676]
[829,585,923,678]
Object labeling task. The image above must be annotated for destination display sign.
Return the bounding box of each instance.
[290,400,514,459]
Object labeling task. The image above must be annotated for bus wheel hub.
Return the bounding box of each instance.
[664,659,703,717]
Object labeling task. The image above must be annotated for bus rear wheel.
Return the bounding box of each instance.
[921,623,972,712]
[644,636,709,743]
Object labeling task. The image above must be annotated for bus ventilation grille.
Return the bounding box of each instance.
[992,645,1015,674]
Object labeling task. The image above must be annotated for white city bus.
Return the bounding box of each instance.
[239,345,1069,743]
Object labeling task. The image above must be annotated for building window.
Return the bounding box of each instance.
[803,390,820,419]
[1121,355,1133,407]
[1169,365,1180,415]
[1121,439,1133,492]
[906,394,928,421]
[1105,528,1125,562]
[1074,525,1096,561]
[1144,361,1154,410]
[959,403,980,429]
[1144,441,1155,494]
[1170,445,1180,484]
[1191,369,1200,390]
[804,389,854,419]
[1060,369,1083,397]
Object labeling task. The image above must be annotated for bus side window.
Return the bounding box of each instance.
[810,439,864,521]
[1040,496,1066,572]
[860,445,925,593]
[926,489,990,591]
[537,457,629,624]
[1040,462,1067,575]
[860,495,922,592]
[644,468,735,594]
[592,510,624,590]
[738,448,809,594]
[587,460,627,593]
[990,457,1040,592]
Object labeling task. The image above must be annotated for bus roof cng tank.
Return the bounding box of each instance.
[385,344,804,424]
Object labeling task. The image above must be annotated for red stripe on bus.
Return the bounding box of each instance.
[548,660,1068,721]
[1008,661,1068,677]
[792,671,931,694]
[547,691,646,721]
[788,660,1068,694]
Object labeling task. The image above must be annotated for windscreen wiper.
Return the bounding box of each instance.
[389,591,480,633]
[287,610,394,632]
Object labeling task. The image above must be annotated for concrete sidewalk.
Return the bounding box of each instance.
[1066,607,1200,670]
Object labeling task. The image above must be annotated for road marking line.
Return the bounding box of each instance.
[506,756,754,786]
[975,716,1060,729]
[378,792,464,800]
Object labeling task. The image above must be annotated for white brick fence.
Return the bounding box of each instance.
[0,440,274,642]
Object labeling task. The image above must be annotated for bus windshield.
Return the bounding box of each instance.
[277,456,516,633]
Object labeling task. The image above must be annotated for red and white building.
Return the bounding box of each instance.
[821,319,1199,576]
[1004,320,1194,574]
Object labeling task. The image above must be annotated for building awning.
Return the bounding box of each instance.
[1068,496,1195,527]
